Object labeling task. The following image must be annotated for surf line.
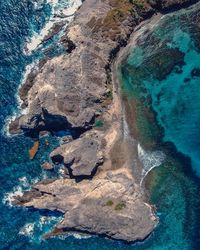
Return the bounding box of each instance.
[25,0,82,54]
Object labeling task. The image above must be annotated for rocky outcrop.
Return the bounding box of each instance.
[14,169,157,242]
[11,0,200,243]
[9,0,199,137]
[41,161,54,171]
[50,131,104,178]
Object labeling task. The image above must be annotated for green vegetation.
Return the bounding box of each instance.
[106,200,114,206]
[130,0,145,9]
[94,119,104,128]
[105,90,113,99]
[115,201,126,210]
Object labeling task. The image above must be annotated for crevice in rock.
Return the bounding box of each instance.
[65,161,103,182]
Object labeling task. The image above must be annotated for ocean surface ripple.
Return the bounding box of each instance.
[0,1,200,250]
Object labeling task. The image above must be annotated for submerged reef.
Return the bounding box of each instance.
[11,0,200,242]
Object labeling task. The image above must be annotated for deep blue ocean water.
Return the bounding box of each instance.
[0,1,200,249]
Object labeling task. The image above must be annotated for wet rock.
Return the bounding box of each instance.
[9,117,22,134]
[13,189,42,205]
[61,135,73,144]
[41,162,54,171]
[10,0,196,138]
[19,68,38,107]
[43,22,66,42]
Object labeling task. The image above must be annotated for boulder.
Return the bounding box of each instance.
[41,162,54,171]
[50,131,103,178]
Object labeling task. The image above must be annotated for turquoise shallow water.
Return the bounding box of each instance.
[1,1,200,249]
[120,4,200,250]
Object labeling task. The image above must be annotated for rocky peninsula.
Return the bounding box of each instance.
[11,0,199,243]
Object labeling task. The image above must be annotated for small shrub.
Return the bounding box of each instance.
[130,0,145,9]
[105,90,113,99]
[106,200,114,206]
[94,119,104,128]
[115,201,126,210]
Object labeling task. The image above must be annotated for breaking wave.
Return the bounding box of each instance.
[138,143,166,186]
[25,0,82,54]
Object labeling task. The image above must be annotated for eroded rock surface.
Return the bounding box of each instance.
[15,169,157,242]
[11,0,200,243]
[50,131,104,178]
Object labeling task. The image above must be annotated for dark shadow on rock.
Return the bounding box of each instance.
[66,162,102,183]
[29,207,64,217]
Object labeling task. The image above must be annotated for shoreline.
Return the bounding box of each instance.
[4,0,82,137]
[25,0,82,54]
[113,13,165,186]
[9,0,200,244]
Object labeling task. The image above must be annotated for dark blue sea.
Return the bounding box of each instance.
[0,1,200,249]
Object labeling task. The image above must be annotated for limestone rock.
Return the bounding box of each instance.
[50,131,104,178]
[14,169,158,242]
[9,0,199,244]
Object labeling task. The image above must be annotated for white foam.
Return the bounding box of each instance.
[17,62,38,106]
[61,0,82,17]
[138,143,165,186]
[4,0,83,136]
[3,186,23,207]
[18,176,29,188]
[3,113,18,137]
[72,233,91,239]
[56,232,91,240]
[2,175,42,207]
[122,112,130,139]
[3,61,38,137]
[39,215,60,228]
[39,216,50,225]
[25,0,82,54]
[19,223,35,237]
[58,167,65,178]
[32,177,40,185]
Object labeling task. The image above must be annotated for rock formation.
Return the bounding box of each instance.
[15,169,157,242]
[11,0,200,243]
[50,131,104,178]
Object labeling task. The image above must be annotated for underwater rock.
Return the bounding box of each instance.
[29,141,39,160]
[149,0,199,11]
[41,162,54,171]
[191,67,200,78]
